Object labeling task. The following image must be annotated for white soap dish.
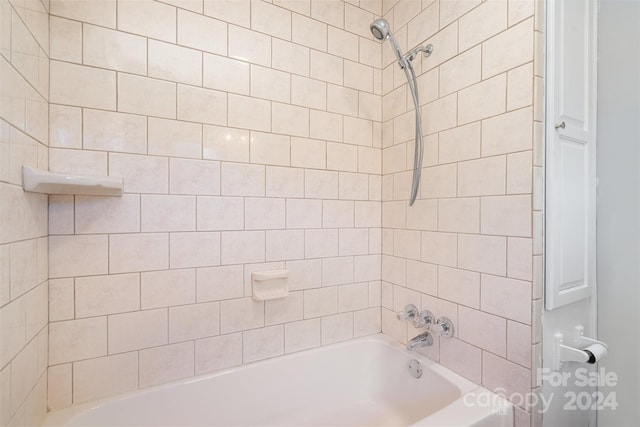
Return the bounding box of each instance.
[22,166,123,196]
[252,269,289,301]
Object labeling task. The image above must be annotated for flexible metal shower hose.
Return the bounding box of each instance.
[403,60,424,206]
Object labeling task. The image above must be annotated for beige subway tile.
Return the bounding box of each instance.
[439,122,481,164]
[245,198,285,230]
[221,162,265,196]
[118,73,176,119]
[458,306,506,356]
[108,309,167,353]
[439,46,481,96]
[243,325,283,362]
[310,50,343,85]
[481,274,531,324]
[118,0,176,42]
[305,169,338,199]
[272,38,309,76]
[482,351,531,400]
[439,338,481,383]
[421,231,457,267]
[407,1,438,48]
[292,13,327,51]
[0,297,25,367]
[170,159,219,195]
[323,200,354,228]
[272,103,309,138]
[203,54,249,95]
[204,0,250,27]
[405,199,437,231]
[303,286,337,318]
[139,342,194,387]
[109,233,169,274]
[109,153,169,194]
[439,0,480,28]
[75,195,139,235]
[358,146,381,175]
[83,24,146,74]
[228,94,271,132]
[75,273,139,318]
[459,0,507,51]
[422,93,457,135]
[338,172,368,201]
[50,0,116,28]
[50,61,115,110]
[221,231,265,264]
[251,65,290,103]
[339,228,369,256]
[229,25,271,66]
[203,125,250,162]
[393,0,421,28]
[327,84,358,117]
[438,198,479,233]
[327,26,358,61]
[265,290,303,325]
[49,105,81,149]
[482,107,533,156]
[321,312,353,345]
[170,232,221,268]
[507,320,531,368]
[405,259,436,295]
[286,199,322,229]
[195,333,242,374]
[290,137,325,169]
[481,195,531,237]
[169,302,219,342]
[83,109,146,154]
[483,19,534,78]
[49,235,108,278]
[291,76,326,110]
[251,0,291,39]
[178,9,226,55]
[266,166,304,198]
[73,352,137,404]
[322,256,354,287]
[50,16,81,62]
[148,119,202,159]
[422,21,458,72]
[339,282,369,313]
[283,259,320,291]
[327,142,357,172]
[458,234,507,276]
[177,85,227,126]
[49,148,107,176]
[310,110,342,142]
[310,0,343,27]
[458,74,507,125]
[141,195,196,232]
[344,117,372,148]
[47,364,72,410]
[49,317,107,364]
[197,196,244,231]
[284,318,320,353]
[141,269,196,309]
[149,40,202,86]
[196,265,244,302]
[220,297,264,333]
[421,163,457,199]
[508,237,533,281]
[49,278,74,322]
[304,229,338,259]
[507,63,533,111]
[458,156,506,197]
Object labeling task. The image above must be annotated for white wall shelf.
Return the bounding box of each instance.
[22,166,124,196]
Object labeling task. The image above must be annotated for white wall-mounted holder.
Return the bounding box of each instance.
[22,166,123,196]
[251,269,289,301]
[553,325,608,371]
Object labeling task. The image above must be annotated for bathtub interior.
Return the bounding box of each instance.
[43,335,508,427]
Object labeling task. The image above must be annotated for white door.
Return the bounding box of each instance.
[543,0,599,425]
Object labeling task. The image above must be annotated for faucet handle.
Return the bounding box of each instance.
[414,310,435,329]
[433,317,454,338]
[396,304,418,321]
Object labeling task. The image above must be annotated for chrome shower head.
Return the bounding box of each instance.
[370,18,390,40]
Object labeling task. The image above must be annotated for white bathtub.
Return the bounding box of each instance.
[43,334,513,427]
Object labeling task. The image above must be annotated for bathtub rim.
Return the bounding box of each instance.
[42,333,512,427]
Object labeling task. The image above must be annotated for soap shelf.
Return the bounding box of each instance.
[22,166,124,196]
[252,269,289,301]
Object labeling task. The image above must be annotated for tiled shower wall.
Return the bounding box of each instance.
[0,0,50,425]
[379,0,543,425]
[46,0,384,409]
